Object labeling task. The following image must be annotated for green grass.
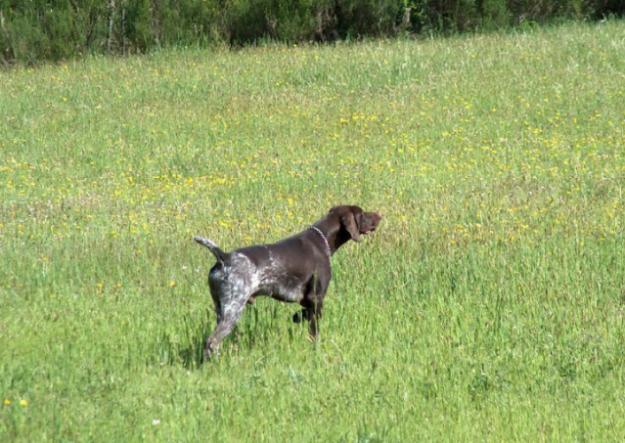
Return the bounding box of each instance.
[1,20,625,441]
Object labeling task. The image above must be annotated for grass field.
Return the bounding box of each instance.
[2,20,625,441]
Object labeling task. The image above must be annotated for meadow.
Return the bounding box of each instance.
[1,20,625,441]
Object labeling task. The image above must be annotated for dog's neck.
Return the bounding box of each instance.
[309,226,331,257]
[312,218,351,255]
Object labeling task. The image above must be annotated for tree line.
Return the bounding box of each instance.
[1,0,622,65]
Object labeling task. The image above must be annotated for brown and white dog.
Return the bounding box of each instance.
[194,205,382,359]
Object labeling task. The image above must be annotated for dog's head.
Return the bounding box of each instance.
[330,205,382,242]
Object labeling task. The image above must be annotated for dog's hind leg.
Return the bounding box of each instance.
[204,296,247,361]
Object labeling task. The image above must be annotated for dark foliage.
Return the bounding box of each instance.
[0,0,622,65]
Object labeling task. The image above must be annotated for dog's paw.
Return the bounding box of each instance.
[292,311,303,323]
[292,309,312,323]
[203,342,219,362]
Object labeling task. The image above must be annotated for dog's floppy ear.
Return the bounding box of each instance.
[341,211,361,242]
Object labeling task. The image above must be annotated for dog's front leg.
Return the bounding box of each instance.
[306,300,323,339]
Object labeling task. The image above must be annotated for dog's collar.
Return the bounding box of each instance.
[310,226,331,257]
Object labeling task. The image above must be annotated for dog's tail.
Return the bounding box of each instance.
[194,236,229,263]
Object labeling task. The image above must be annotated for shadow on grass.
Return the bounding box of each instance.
[159,304,306,369]
[156,309,212,369]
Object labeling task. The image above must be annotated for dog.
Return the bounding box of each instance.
[194,205,382,359]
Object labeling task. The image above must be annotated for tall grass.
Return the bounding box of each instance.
[1,20,624,441]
